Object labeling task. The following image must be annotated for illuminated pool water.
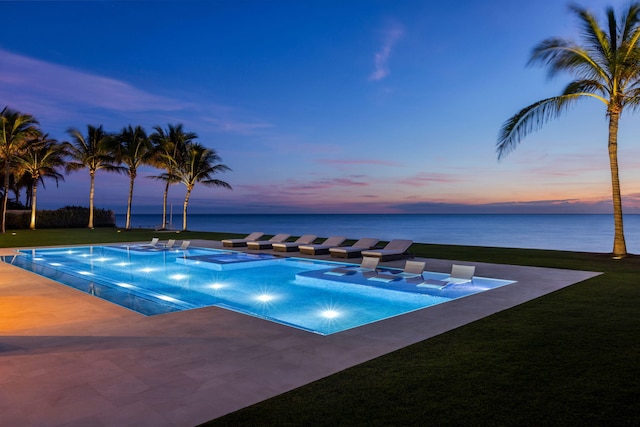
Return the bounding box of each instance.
[4,245,515,335]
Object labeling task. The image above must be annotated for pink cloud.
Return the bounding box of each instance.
[396,172,462,186]
[316,158,400,166]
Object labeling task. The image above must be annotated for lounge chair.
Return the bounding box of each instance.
[401,260,427,284]
[139,237,160,247]
[298,236,346,255]
[361,239,413,261]
[369,259,425,283]
[178,240,190,250]
[221,232,265,248]
[272,234,317,252]
[402,260,426,276]
[418,264,476,289]
[325,256,380,276]
[246,234,290,250]
[164,239,176,249]
[329,237,379,258]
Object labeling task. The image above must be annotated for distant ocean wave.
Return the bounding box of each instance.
[115,213,640,254]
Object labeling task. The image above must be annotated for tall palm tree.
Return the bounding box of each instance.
[497,3,640,258]
[149,124,197,230]
[16,133,68,229]
[112,125,153,230]
[170,142,231,231]
[0,107,40,233]
[65,125,123,228]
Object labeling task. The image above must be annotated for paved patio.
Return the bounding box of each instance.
[0,240,600,426]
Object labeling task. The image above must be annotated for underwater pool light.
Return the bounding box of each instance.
[256,293,275,302]
[321,309,339,319]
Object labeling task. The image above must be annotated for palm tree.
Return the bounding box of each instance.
[149,124,197,230]
[0,107,40,233]
[170,142,231,231]
[65,125,123,228]
[112,125,153,230]
[497,3,640,258]
[16,133,68,229]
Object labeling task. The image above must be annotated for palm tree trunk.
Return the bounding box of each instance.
[161,180,169,230]
[126,172,135,230]
[88,170,95,229]
[182,187,191,231]
[608,111,627,257]
[29,180,37,230]
[1,166,9,234]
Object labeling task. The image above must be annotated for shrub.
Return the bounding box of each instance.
[6,206,116,229]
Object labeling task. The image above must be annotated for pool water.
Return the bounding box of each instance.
[5,245,515,335]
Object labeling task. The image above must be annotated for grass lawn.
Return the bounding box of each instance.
[2,229,639,426]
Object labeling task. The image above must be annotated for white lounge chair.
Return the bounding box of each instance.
[222,232,265,248]
[164,239,176,249]
[178,240,190,250]
[329,237,379,258]
[246,234,290,250]
[272,234,317,252]
[325,256,380,276]
[139,237,160,247]
[369,259,425,283]
[361,239,413,261]
[299,236,346,255]
[418,264,476,289]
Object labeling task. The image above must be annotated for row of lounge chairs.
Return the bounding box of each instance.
[329,256,476,289]
[221,233,414,261]
[139,238,191,250]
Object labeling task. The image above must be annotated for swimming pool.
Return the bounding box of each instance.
[4,245,516,335]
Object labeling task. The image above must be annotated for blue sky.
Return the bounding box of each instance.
[2,0,640,215]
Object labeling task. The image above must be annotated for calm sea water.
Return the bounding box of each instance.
[114,214,640,254]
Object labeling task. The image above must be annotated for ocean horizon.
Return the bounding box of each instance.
[114,213,640,254]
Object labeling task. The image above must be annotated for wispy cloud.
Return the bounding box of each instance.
[239,176,369,196]
[369,21,404,81]
[0,49,190,114]
[203,116,274,135]
[0,49,275,137]
[316,158,400,166]
[396,172,463,186]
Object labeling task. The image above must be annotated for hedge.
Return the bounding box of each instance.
[6,206,116,229]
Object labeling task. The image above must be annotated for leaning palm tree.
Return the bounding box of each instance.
[149,124,197,230]
[497,3,640,258]
[170,142,231,231]
[0,107,40,233]
[65,125,123,228]
[15,133,68,229]
[112,125,153,230]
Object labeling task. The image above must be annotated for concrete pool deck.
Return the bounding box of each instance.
[0,240,600,426]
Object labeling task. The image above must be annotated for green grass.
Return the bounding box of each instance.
[2,229,639,426]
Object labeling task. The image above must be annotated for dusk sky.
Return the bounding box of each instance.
[2,0,640,215]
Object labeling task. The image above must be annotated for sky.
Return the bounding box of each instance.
[2,0,640,215]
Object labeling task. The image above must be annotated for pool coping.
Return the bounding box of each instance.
[0,240,601,426]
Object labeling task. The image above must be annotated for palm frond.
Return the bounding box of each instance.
[497,94,582,160]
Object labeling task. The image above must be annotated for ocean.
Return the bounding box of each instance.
[114,213,640,254]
